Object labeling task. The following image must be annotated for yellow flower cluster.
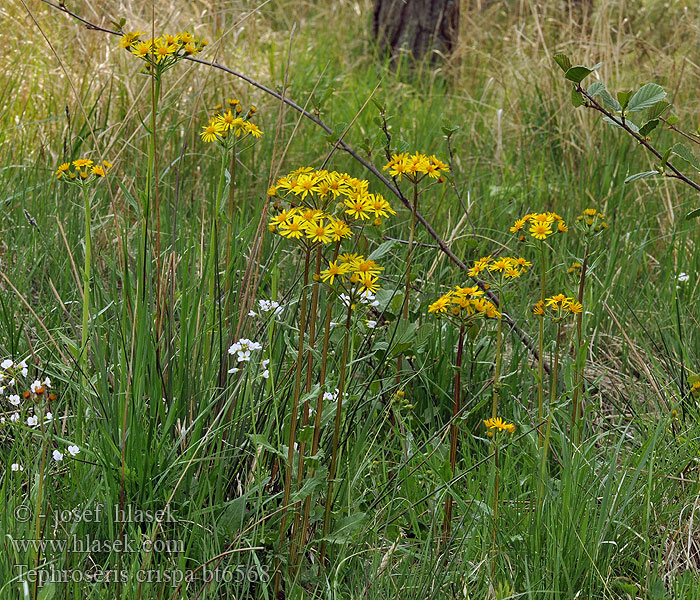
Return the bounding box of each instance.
[428,285,500,320]
[689,379,700,399]
[320,253,383,297]
[383,152,450,182]
[269,168,395,227]
[55,159,112,184]
[533,294,583,318]
[119,31,208,67]
[200,99,263,145]
[467,255,532,281]
[484,417,515,434]
[510,212,568,241]
[567,261,582,275]
[270,208,352,245]
[576,208,609,233]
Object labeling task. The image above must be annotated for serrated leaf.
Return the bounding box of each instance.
[553,53,571,73]
[599,88,622,112]
[565,66,593,84]
[624,170,660,183]
[648,100,671,120]
[587,81,605,96]
[638,119,659,137]
[628,83,666,112]
[671,143,700,171]
[603,116,639,133]
[685,207,700,220]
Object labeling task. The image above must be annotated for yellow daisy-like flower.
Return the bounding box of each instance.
[153,38,178,63]
[358,273,380,295]
[510,218,526,233]
[306,222,332,244]
[245,122,263,138]
[55,163,70,178]
[565,300,583,314]
[73,158,93,169]
[354,259,383,277]
[428,294,452,314]
[530,222,552,241]
[484,417,515,433]
[320,260,351,285]
[200,120,225,143]
[339,252,363,268]
[130,39,153,59]
[91,165,106,177]
[328,219,353,241]
[278,218,305,239]
[344,196,371,220]
[532,301,544,315]
[545,293,568,308]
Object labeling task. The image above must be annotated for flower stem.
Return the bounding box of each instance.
[396,181,418,380]
[320,300,353,565]
[492,301,504,420]
[571,245,589,443]
[443,324,465,544]
[537,243,546,444]
[79,185,91,437]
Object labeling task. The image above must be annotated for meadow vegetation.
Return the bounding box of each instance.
[2,0,700,598]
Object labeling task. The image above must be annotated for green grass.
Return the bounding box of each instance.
[2,0,700,598]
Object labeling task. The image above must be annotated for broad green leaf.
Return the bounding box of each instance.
[628,83,666,112]
[624,171,660,183]
[661,146,673,167]
[565,66,592,84]
[368,240,395,261]
[685,207,700,220]
[553,53,571,73]
[671,142,700,171]
[648,100,670,120]
[666,115,679,125]
[617,90,632,109]
[603,116,639,133]
[587,81,605,96]
[638,119,659,137]
[571,86,584,107]
[599,88,622,112]
[322,512,367,544]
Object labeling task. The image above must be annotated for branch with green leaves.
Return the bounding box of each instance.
[554,53,700,219]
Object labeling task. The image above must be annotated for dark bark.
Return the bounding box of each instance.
[372,0,460,64]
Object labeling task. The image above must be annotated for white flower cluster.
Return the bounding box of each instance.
[248,299,284,319]
[0,358,29,394]
[228,338,263,363]
[339,292,379,309]
[53,445,80,462]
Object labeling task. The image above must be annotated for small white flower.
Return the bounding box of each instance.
[323,388,340,402]
[30,380,43,393]
[10,412,19,422]
[8,394,20,406]
[678,272,690,283]
[237,350,252,362]
[367,320,377,329]
[27,416,38,427]
[339,294,351,307]
[45,412,53,422]
[330,321,338,328]
[67,445,80,457]
[1,417,5,423]
[43,377,52,388]
[262,359,270,368]
[52,450,64,462]
[227,367,240,374]
[248,310,257,317]
[1,359,12,370]
[261,369,270,379]
[11,463,23,472]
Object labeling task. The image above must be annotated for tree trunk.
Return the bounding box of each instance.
[372,0,460,64]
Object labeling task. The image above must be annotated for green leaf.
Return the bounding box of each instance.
[666,115,679,125]
[628,83,666,112]
[671,142,700,171]
[565,66,593,84]
[599,88,622,112]
[624,171,660,183]
[571,86,584,108]
[648,100,671,120]
[685,207,700,220]
[661,146,673,167]
[368,240,395,261]
[638,119,659,137]
[322,512,367,544]
[553,53,571,73]
[603,116,639,133]
[617,90,633,109]
[587,81,605,96]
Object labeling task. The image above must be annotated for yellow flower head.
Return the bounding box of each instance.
[530,222,552,241]
[484,417,515,433]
